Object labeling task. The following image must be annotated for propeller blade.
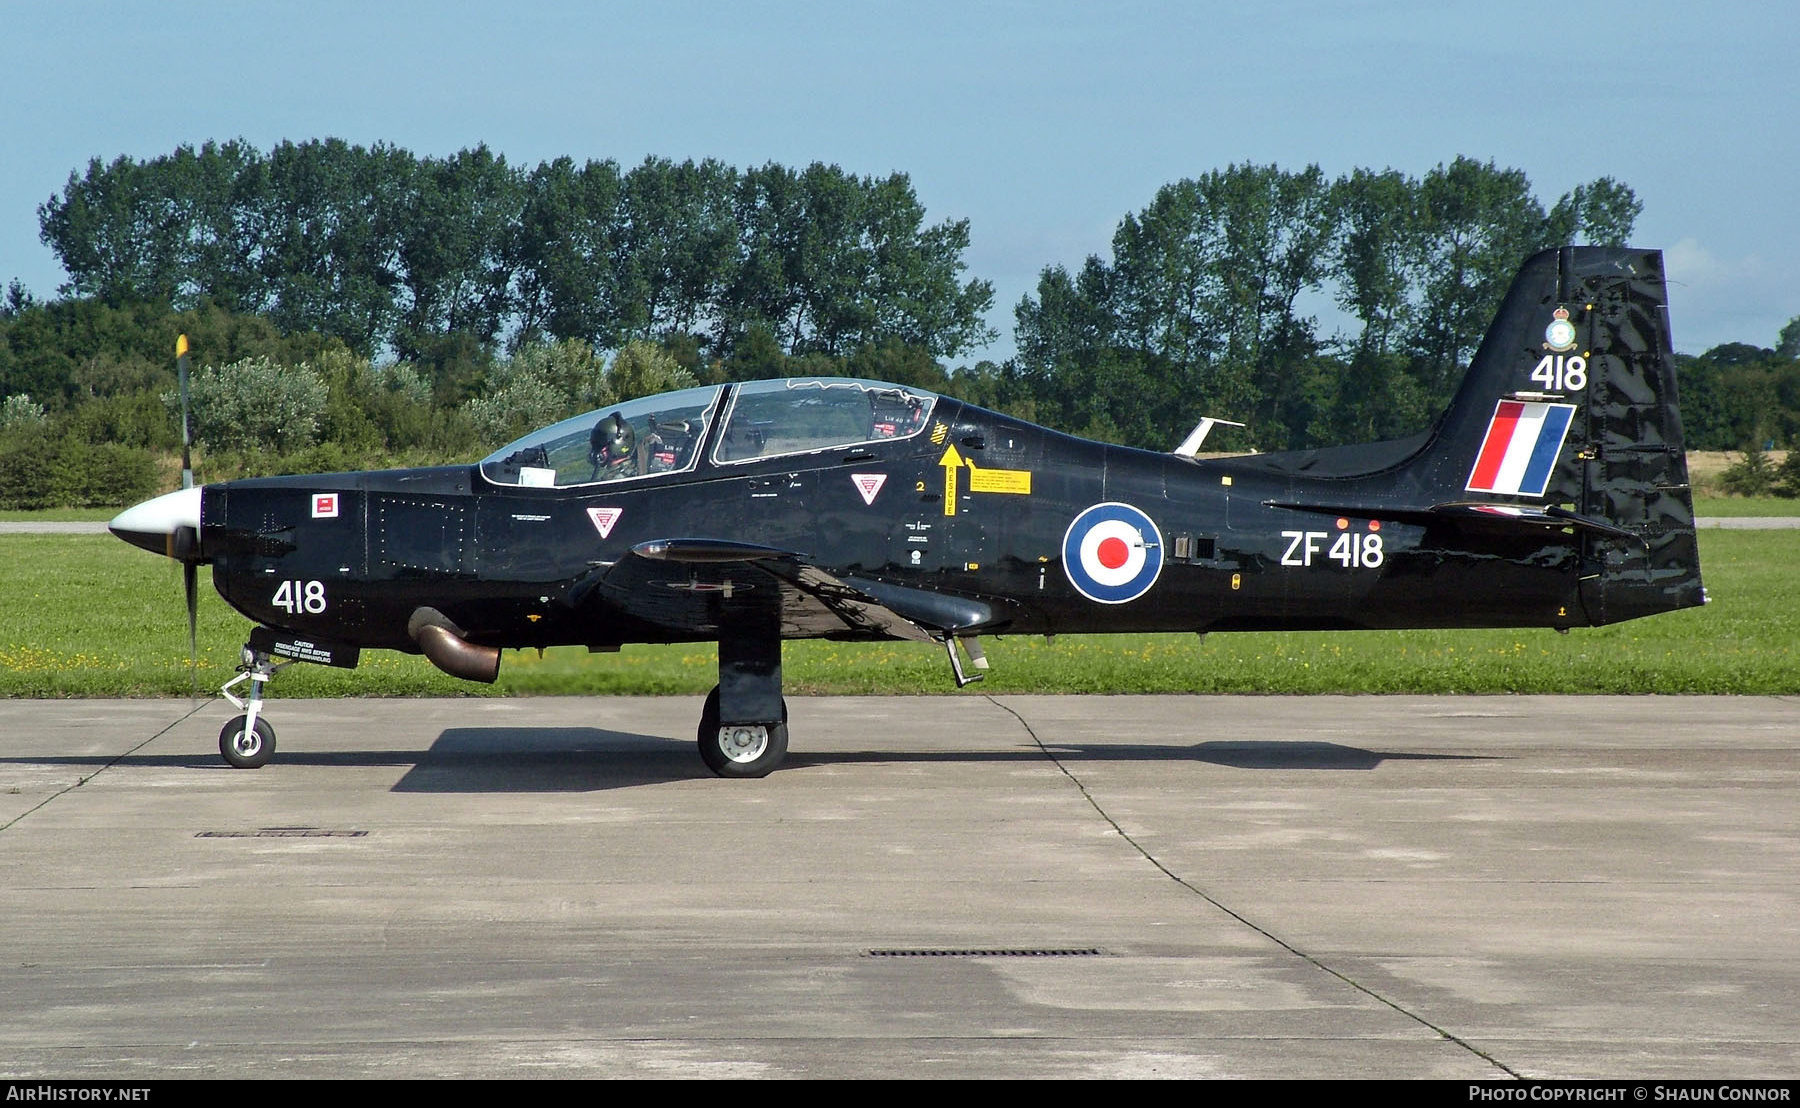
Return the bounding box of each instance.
[177,334,193,491]
[184,560,199,698]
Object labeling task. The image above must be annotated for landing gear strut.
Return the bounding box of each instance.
[218,646,291,769]
[701,608,788,777]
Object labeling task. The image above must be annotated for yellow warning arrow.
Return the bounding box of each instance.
[938,444,964,516]
[940,445,1033,513]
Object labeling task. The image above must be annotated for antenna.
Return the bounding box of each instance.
[1172,416,1246,457]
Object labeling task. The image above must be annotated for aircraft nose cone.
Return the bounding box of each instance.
[109,486,203,558]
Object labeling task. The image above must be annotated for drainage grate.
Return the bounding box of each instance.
[196,827,368,838]
[865,948,1105,958]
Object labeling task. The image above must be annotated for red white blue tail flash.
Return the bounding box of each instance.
[1466,401,1577,497]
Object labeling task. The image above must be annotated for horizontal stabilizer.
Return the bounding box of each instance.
[1426,502,1643,542]
[1263,498,1643,541]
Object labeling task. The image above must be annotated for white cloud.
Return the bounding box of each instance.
[1661,239,1795,353]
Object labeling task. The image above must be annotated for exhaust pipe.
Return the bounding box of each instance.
[407,607,500,684]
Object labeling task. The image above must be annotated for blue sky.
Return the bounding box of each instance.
[2,1,1794,358]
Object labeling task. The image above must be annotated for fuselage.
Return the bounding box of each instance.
[197,391,1602,655]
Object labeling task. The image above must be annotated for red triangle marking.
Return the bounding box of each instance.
[851,473,887,505]
[587,507,622,538]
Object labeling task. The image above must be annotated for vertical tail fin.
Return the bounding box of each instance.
[1413,246,1704,622]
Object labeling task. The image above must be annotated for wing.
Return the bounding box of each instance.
[573,538,1004,642]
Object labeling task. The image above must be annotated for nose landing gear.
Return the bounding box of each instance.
[218,646,289,769]
[212,628,361,769]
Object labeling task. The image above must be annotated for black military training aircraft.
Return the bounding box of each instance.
[110,245,1706,777]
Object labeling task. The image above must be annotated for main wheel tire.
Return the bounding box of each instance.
[219,715,275,769]
[697,685,788,778]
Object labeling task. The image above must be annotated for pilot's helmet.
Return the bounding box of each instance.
[591,412,635,462]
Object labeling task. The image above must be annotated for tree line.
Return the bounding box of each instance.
[37,140,996,364]
[4,144,1799,510]
[999,159,1646,449]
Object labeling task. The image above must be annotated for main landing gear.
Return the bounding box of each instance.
[698,685,788,778]
[217,645,291,769]
[702,611,788,778]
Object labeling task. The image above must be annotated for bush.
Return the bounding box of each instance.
[1776,451,1800,499]
[61,390,176,450]
[463,339,615,448]
[609,339,697,401]
[0,392,48,431]
[1718,450,1776,497]
[166,355,329,455]
[0,429,158,508]
[0,428,57,508]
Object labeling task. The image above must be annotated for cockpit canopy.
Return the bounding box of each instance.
[478,378,940,488]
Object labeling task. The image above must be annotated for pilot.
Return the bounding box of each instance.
[589,412,638,480]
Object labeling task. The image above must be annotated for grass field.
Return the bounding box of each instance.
[0,529,1792,698]
[1693,497,1800,517]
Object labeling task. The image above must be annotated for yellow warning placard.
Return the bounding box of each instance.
[967,464,1031,494]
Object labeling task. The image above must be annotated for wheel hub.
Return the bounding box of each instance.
[718,724,769,763]
[232,731,261,758]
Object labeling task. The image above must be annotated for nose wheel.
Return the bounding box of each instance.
[219,715,275,769]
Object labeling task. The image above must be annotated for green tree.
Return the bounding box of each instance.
[1774,449,1800,498]
[1331,167,1418,360]
[1719,450,1776,496]
[1546,177,1642,247]
[1015,164,1335,449]
[1777,315,1800,360]
[393,145,524,358]
[722,163,993,360]
[512,157,624,346]
[39,155,186,304]
[1676,344,1790,450]
[615,157,739,344]
[2,280,36,318]
[255,139,411,354]
[0,393,48,431]
[607,339,697,402]
[1406,157,1553,398]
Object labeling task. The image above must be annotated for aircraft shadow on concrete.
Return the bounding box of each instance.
[0,728,700,791]
[2,735,1494,790]
[392,730,1485,790]
[788,740,1494,772]
[391,727,697,791]
[1183,741,1491,770]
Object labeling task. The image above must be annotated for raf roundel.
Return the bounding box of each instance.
[1062,502,1165,604]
